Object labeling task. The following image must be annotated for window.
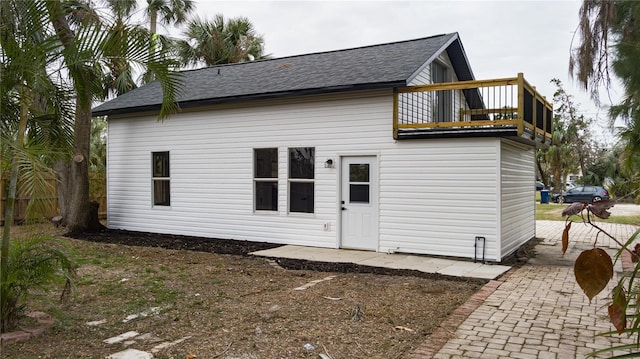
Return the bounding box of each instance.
[288,147,314,213]
[254,148,278,211]
[432,61,452,122]
[152,151,170,206]
[349,164,370,203]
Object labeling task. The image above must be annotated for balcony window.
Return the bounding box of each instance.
[432,61,452,122]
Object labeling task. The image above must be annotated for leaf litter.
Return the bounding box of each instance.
[2,227,485,358]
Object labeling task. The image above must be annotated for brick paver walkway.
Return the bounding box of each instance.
[411,220,640,359]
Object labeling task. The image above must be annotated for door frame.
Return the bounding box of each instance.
[337,154,380,250]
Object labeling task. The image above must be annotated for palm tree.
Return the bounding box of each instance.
[107,0,194,83]
[145,0,194,34]
[44,0,183,233]
[0,0,183,332]
[178,14,269,67]
[0,0,76,332]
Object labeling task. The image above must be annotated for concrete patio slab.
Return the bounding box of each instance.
[437,261,511,279]
[251,245,510,280]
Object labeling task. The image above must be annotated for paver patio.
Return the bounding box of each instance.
[411,220,640,358]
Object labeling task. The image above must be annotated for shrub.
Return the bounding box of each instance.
[0,235,76,332]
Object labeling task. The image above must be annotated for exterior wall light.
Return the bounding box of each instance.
[324,158,334,168]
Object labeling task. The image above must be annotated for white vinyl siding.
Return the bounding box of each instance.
[107,91,391,248]
[378,138,500,260]
[500,140,536,258]
[406,49,471,123]
[107,90,535,261]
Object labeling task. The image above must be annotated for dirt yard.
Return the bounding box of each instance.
[2,226,485,359]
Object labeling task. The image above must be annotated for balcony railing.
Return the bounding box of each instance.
[393,73,553,145]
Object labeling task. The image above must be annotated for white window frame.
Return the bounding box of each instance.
[151,151,170,207]
[287,147,315,214]
[253,148,279,212]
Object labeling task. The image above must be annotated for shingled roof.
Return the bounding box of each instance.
[92,32,473,117]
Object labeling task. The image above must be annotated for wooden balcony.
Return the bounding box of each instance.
[393,73,553,146]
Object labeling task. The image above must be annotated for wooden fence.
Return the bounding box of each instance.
[0,174,106,225]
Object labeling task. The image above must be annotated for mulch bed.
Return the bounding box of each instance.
[67,228,491,282]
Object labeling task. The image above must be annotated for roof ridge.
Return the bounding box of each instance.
[180,33,455,74]
[93,32,468,116]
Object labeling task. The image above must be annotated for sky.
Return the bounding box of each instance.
[159,0,622,142]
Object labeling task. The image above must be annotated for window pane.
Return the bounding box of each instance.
[153,180,170,206]
[289,147,314,179]
[349,164,369,182]
[255,148,278,178]
[290,182,314,213]
[255,182,278,211]
[432,62,452,122]
[152,152,169,177]
[350,184,370,203]
[432,62,450,83]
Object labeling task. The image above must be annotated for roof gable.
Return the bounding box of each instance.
[93,32,471,116]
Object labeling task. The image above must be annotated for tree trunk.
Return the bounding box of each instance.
[579,151,587,179]
[47,3,101,233]
[150,10,157,34]
[536,156,549,188]
[65,98,100,233]
[553,164,563,195]
[53,161,69,225]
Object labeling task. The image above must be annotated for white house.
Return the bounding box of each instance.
[92,33,552,262]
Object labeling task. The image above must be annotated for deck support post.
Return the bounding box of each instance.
[516,73,525,137]
[393,88,399,140]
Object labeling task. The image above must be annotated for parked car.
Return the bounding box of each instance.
[535,182,544,191]
[552,186,610,204]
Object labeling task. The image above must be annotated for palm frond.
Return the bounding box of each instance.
[1,234,76,331]
[11,140,60,221]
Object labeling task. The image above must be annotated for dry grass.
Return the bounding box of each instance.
[1,224,483,359]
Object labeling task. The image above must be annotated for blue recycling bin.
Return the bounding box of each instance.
[540,189,550,204]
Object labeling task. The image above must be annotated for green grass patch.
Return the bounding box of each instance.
[97,281,124,296]
[125,298,151,312]
[536,203,640,224]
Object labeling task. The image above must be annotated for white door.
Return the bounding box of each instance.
[340,156,378,250]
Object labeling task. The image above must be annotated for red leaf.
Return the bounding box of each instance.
[590,199,616,211]
[562,202,586,217]
[562,222,571,255]
[608,304,626,334]
[608,287,627,334]
[633,244,640,263]
[589,200,616,219]
[574,248,614,302]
